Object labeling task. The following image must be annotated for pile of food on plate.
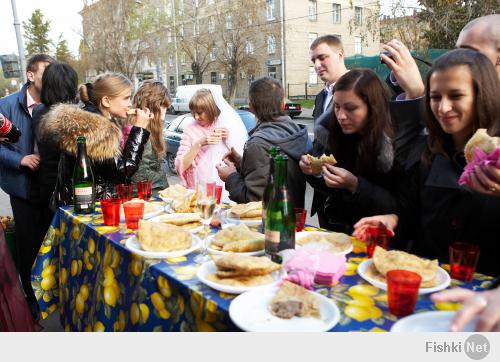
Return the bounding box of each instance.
[137,219,192,252]
[296,231,352,254]
[228,201,262,221]
[157,213,202,231]
[211,224,264,252]
[208,254,281,287]
[159,184,197,213]
[306,153,337,174]
[366,246,439,287]
[269,281,321,319]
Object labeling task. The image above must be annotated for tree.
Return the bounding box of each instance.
[347,1,381,47]
[23,9,52,55]
[417,0,500,49]
[55,35,74,63]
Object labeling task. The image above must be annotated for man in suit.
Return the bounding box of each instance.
[308,35,349,228]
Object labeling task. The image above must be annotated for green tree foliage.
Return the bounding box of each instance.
[23,9,52,55]
[55,35,74,63]
[417,0,500,49]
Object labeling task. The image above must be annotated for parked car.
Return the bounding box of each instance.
[171,84,223,113]
[163,110,256,173]
[238,98,302,118]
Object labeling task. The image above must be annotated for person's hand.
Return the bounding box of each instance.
[222,147,242,168]
[20,154,40,171]
[299,155,317,175]
[323,164,358,192]
[353,214,398,241]
[214,127,229,141]
[0,137,9,142]
[134,108,153,129]
[194,133,222,149]
[431,287,500,332]
[468,164,500,197]
[216,159,237,181]
[381,39,424,99]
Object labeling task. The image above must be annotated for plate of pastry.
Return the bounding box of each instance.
[206,224,265,256]
[119,199,164,222]
[125,219,201,259]
[149,213,204,234]
[296,231,353,255]
[357,247,451,295]
[197,254,282,294]
[221,201,263,227]
[229,281,340,332]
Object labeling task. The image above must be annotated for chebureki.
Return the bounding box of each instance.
[137,219,192,252]
[306,154,337,174]
[211,224,264,252]
[367,247,439,288]
[297,232,352,254]
[159,184,197,213]
[229,201,262,220]
[269,281,321,319]
[158,213,202,231]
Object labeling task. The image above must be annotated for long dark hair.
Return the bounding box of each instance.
[329,69,392,176]
[40,62,78,106]
[423,49,500,164]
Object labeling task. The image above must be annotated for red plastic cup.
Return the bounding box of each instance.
[365,227,392,257]
[449,242,480,281]
[116,183,133,203]
[123,202,145,229]
[387,269,422,317]
[294,208,307,232]
[137,180,152,201]
[100,198,121,226]
[215,185,223,204]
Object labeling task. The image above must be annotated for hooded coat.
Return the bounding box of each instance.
[37,103,149,208]
[225,115,311,208]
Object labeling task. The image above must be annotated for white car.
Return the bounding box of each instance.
[171,84,223,113]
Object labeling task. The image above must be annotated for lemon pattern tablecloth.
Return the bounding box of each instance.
[31,205,494,332]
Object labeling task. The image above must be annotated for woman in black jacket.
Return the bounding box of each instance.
[38,72,151,208]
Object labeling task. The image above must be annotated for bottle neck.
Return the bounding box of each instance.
[274,158,287,188]
[77,143,87,159]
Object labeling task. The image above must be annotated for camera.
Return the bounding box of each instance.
[380,50,394,65]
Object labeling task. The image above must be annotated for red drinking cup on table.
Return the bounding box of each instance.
[449,242,480,281]
[365,226,392,257]
[294,208,307,232]
[116,183,133,203]
[387,269,422,317]
[100,198,121,226]
[206,182,223,204]
[137,180,152,201]
[123,202,145,229]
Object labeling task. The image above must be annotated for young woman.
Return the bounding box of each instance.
[300,69,400,233]
[354,49,500,276]
[175,88,247,201]
[130,80,171,195]
[38,72,151,206]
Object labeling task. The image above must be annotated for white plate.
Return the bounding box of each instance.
[206,235,265,256]
[229,285,340,332]
[119,202,164,222]
[125,234,201,259]
[391,311,478,332]
[148,213,204,234]
[296,231,353,255]
[357,259,451,295]
[221,210,262,227]
[164,204,174,214]
[196,261,280,294]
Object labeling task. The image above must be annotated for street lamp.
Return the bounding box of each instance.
[10,0,27,84]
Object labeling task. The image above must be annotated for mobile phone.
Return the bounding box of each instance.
[380,50,394,64]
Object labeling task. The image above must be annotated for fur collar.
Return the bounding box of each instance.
[38,103,121,161]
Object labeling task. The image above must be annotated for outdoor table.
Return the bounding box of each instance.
[31,202,494,332]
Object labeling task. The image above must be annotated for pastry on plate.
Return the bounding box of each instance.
[137,219,191,252]
[269,281,321,319]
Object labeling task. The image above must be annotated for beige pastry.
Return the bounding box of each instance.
[212,254,281,277]
[137,219,191,252]
[306,154,337,174]
[269,281,321,319]
[229,201,262,219]
[297,232,352,253]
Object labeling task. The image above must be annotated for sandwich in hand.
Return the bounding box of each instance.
[464,128,500,163]
[306,154,337,174]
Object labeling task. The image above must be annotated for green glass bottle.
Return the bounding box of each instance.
[265,154,295,263]
[261,146,281,230]
[73,136,95,214]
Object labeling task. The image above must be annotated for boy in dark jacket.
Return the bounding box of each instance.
[216,77,311,208]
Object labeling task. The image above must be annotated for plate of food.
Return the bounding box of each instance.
[222,201,262,227]
[206,224,265,256]
[149,213,204,234]
[229,281,340,332]
[296,231,353,255]
[158,184,196,213]
[196,254,282,294]
[357,247,451,295]
[390,311,477,332]
[125,219,201,258]
[119,199,164,222]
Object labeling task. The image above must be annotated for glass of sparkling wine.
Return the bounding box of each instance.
[194,180,216,264]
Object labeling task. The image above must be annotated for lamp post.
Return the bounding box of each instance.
[10,0,27,84]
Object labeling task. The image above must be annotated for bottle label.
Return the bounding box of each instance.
[265,230,280,244]
[0,117,13,136]
[75,187,93,208]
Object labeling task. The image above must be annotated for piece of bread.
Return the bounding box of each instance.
[306,154,337,174]
[464,128,500,163]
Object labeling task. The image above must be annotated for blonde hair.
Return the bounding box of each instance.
[132,80,171,158]
[189,89,221,124]
[79,72,132,113]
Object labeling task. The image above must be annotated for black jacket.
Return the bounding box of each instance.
[37,103,150,209]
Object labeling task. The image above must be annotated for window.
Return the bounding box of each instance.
[210,47,217,61]
[169,76,175,94]
[268,66,277,79]
[355,7,363,25]
[245,41,254,55]
[208,16,215,33]
[181,52,186,65]
[178,0,184,15]
[308,32,318,48]
[166,0,172,17]
[226,14,232,30]
[267,35,276,54]
[354,36,362,54]
[179,24,184,37]
[308,1,317,21]
[308,66,318,84]
[332,3,341,24]
[207,0,214,4]
[167,31,172,43]
[211,72,217,84]
[266,0,275,21]
[192,0,199,8]
[193,19,199,36]
[227,43,234,58]
[169,55,174,67]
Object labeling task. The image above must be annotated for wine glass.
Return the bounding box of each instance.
[193,180,217,264]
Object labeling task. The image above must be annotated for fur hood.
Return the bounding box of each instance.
[38,103,122,162]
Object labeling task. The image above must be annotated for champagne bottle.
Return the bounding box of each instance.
[73,136,95,214]
[265,154,295,263]
[0,113,22,143]
[261,146,280,231]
